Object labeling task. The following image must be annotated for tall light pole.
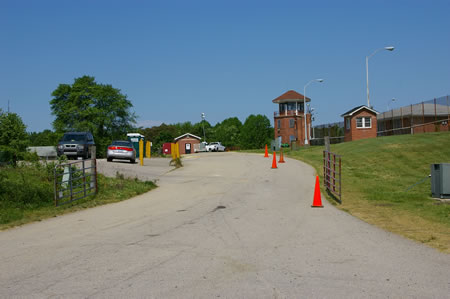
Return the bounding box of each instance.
[201,113,206,142]
[307,104,316,139]
[304,79,323,145]
[366,46,394,108]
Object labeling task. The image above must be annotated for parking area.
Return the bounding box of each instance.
[96,157,173,182]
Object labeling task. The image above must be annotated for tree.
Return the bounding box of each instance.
[214,117,242,149]
[240,114,273,149]
[28,129,61,146]
[140,123,178,152]
[50,76,135,157]
[0,110,29,165]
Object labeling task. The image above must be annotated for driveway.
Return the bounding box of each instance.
[96,157,173,182]
[0,152,449,298]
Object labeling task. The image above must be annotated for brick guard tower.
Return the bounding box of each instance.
[273,90,311,147]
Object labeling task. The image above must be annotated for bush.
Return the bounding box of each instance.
[0,165,54,208]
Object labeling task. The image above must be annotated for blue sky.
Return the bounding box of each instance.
[1,0,449,132]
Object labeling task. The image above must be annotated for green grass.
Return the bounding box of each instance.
[0,165,156,230]
[284,132,450,253]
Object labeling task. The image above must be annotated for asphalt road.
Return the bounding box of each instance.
[1,152,449,298]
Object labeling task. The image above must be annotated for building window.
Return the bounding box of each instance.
[289,135,295,143]
[356,117,372,128]
[289,119,295,128]
[277,119,281,129]
[346,118,350,130]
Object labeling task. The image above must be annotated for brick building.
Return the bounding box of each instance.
[341,106,378,142]
[273,90,311,147]
[174,133,201,155]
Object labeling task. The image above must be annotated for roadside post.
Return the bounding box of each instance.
[139,139,144,166]
[324,136,330,152]
[171,143,176,160]
[146,141,151,159]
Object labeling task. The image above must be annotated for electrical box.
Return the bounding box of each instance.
[430,163,450,199]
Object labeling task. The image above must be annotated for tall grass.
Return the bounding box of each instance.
[0,162,156,229]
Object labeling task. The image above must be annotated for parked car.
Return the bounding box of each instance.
[206,142,226,152]
[57,132,95,159]
[107,140,136,163]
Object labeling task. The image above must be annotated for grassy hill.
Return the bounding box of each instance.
[286,131,450,253]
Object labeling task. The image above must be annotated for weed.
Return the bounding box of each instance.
[170,157,183,168]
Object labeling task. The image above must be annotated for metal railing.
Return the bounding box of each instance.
[53,159,97,206]
[274,110,304,117]
[323,150,341,203]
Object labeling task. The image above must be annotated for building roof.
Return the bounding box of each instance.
[272,90,311,104]
[174,133,202,141]
[341,105,379,117]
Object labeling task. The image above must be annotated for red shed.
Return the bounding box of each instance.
[174,133,201,155]
[341,105,379,142]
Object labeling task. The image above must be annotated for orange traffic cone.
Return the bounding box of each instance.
[311,175,323,208]
[271,152,277,169]
[279,148,285,163]
[264,144,269,157]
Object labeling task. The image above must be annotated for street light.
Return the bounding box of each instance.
[387,98,396,111]
[201,113,206,142]
[307,104,316,139]
[304,79,323,145]
[366,46,395,108]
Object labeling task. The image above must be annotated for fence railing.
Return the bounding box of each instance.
[53,159,97,206]
[377,95,450,136]
[323,150,341,203]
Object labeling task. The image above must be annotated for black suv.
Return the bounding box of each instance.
[57,132,95,159]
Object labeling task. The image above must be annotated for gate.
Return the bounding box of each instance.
[53,159,98,206]
[323,150,342,202]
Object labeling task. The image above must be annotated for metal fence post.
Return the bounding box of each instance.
[323,151,326,188]
[54,168,58,206]
[339,157,342,201]
[434,98,437,122]
[422,101,425,132]
[69,165,73,202]
[82,160,86,197]
[447,95,449,123]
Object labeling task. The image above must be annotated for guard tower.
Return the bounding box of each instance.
[273,90,311,147]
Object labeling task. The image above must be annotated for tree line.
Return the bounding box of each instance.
[1,76,273,162]
[138,114,273,153]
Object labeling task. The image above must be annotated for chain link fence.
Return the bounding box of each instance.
[377,95,450,136]
[310,121,345,146]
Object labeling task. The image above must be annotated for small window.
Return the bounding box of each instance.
[356,117,372,128]
[346,118,350,130]
[289,135,295,142]
[289,119,295,128]
[277,119,281,129]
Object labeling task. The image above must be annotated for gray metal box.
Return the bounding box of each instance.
[431,163,450,198]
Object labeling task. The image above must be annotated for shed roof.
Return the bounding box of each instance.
[174,133,202,141]
[272,90,311,103]
[341,105,379,117]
